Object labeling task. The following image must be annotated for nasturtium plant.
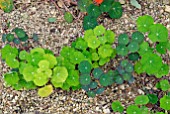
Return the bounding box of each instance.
[98,44,113,58]
[147,94,158,104]
[155,64,169,78]
[127,41,139,52]
[0,0,14,13]
[92,67,103,79]
[38,85,53,97]
[4,72,19,86]
[136,15,154,32]
[160,95,170,110]
[148,24,168,42]
[134,95,149,105]
[127,105,141,114]
[108,2,123,19]
[79,74,91,85]
[118,33,129,45]
[64,12,73,23]
[159,80,170,91]
[87,4,101,18]
[78,60,92,74]
[82,0,122,30]
[156,42,168,54]
[78,0,92,12]
[116,45,128,56]
[139,53,163,75]
[111,101,124,113]
[94,25,106,36]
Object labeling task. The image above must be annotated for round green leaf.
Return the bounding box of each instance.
[64,12,73,23]
[6,33,14,42]
[79,74,91,85]
[147,94,158,104]
[104,30,115,44]
[78,60,92,74]
[87,36,100,49]
[155,64,169,78]
[38,85,53,97]
[160,95,170,110]
[159,79,170,91]
[4,72,19,85]
[118,33,129,45]
[127,105,141,114]
[134,95,149,105]
[136,15,154,32]
[94,25,106,36]
[156,42,167,54]
[111,101,124,113]
[92,68,103,79]
[109,2,122,19]
[148,24,168,42]
[83,16,98,30]
[128,41,139,52]
[116,45,128,56]
[87,4,101,18]
[131,31,144,44]
[98,44,113,58]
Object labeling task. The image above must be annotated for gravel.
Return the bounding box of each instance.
[0,0,170,113]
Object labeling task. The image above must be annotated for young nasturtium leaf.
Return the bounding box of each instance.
[99,57,110,66]
[138,42,153,55]
[147,94,158,104]
[94,25,106,36]
[87,36,100,49]
[82,50,92,61]
[118,33,129,45]
[75,38,88,51]
[136,15,154,32]
[2,34,6,42]
[6,55,19,68]
[116,45,128,56]
[160,95,170,110]
[79,74,91,85]
[109,2,122,19]
[98,44,113,58]
[99,73,110,86]
[61,82,70,91]
[78,60,92,74]
[156,42,167,54]
[33,33,39,41]
[128,52,140,61]
[159,79,170,91]
[62,60,75,72]
[6,33,14,42]
[99,0,112,12]
[140,53,162,75]
[115,75,124,84]
[30,47,45,55]
[111,101,124,113]
[70,51,85,64]
[43,54,57,68]
[13,28,26,39]
[60,46,75,60]
[38,60,50,70]
[4,72,19,85]
[78,0,92,12]
[1,44,18,60]
[23,65,37,81]
[122,73,132,81]
[66,70,79,86]
[127,41,139,52]
[33,72,49,86]
[98,36,107,44]
[92,52,99,61]
[87,4,101,18]
[84,29,94,42]
[120,60,128,68]
[81,85,89,91]
[125,63,134,73]
[19,50,29,60]
[38,85,53,97]
[13,38,21,44]
[83,16,98,30]
[64,12,73,23]
[134,95,149,105]
[27,53,43,66]
[155,64,169,78]
[148,24,168,42]
[140,106,149,114]
[89,81,98,89]
[95,87,105,94]
[104,30,115,44]
[131,31,144,44]
[126,105,141,114]
[92,68,103,79]
[87,90,96,97]
[52,66,68,83]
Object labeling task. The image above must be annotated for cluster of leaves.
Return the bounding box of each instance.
[2,28,29,44]
[0,0,13,13]
[116,31,143,60]
[78,0,123,30]
[112,94,170,114]
[2,45,69,97]
[156,79,170,91]
[60,25,116,68]
[114,60,135,84]
[134,15,170,78]
[78,60,117,97]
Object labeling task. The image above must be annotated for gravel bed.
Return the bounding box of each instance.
[0,0,170,114]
